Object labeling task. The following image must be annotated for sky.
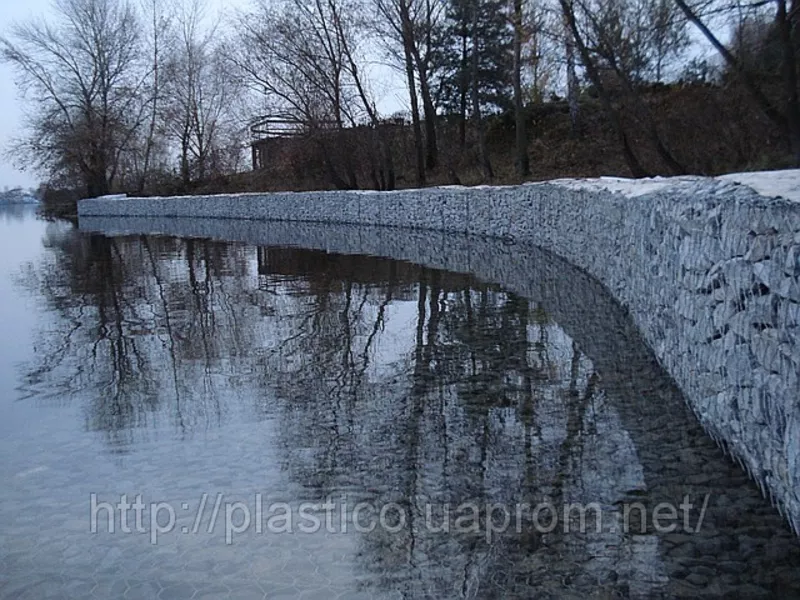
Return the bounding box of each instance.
[0,0,50,189]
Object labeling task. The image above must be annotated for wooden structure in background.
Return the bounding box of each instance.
[250,117,306,171]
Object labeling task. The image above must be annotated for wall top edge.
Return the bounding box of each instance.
[78,168,800,210]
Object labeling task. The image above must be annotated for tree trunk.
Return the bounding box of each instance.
[564,10,581,137]
[513,0,530,177]
[368,132,383,191]
[404,41,426,187]
[344,152,358,189]
[180,136,191,187]
[672,0,786,131]
[382,126,396,191]
[139,0,161,194]
[778,0,800,164]
[397,0,437,169]
[86,165,109,198]
[459,26,469,149]
[471,0,493,182]
[411,48,439,170]
[318,136,353,190]
[559,0,649,177]
[332,0,397,191]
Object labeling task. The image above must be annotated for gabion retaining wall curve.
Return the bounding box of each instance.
[78,177,800,533]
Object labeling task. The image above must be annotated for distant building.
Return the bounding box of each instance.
[0,187,38,204]
[249,117,308,171]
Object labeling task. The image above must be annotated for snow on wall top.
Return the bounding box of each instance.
[79,169,800,205]
[547,169,800,202]
[717,169,800,202]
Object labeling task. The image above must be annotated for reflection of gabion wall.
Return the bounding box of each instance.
[79,179,800,534]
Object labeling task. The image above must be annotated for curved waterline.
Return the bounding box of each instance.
[80,215,797,513]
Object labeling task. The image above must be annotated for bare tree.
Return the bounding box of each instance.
[326,0,397,189]
[524,0,559,103]
[162,0,234,186]
[581,0,690,83]
[1,0,145,197]
[649,0,689,81]
[414,0,443,170]
[229,0,364,188]
[137,0,169,192]
[513,0,531,177]
[397,3,428,185]
[564,4,582,136]
[373,0,442,176]
[579,0,689,173]
[559,0,650,176]
[673,0,799,165]
[471,0,494,181]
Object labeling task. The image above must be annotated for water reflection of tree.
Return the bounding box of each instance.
[359,284,597,596]
[21,233,639,595]
[22,232,157,447]
[20,229,257,448]
[0,203,37,222]
[258,252,618,597]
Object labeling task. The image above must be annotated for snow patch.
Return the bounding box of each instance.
[547,175,702,198]
[547,169,800,202]
[718,169,800,203]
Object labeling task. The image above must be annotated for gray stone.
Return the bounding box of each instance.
[777,277,800,302]
[753,260,781,289]
[786,245,800,276]
[746,235,773,262]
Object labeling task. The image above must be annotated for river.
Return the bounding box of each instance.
[1,206,799,599]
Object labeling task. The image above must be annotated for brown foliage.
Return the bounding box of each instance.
[224,81,789,194]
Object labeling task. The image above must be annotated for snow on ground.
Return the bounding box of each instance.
[717,169,800,203]
[545,175,702,198]
[100,169,799,204]
[547,169,800,203]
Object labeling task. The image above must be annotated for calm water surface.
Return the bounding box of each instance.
[1,207,800,599]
